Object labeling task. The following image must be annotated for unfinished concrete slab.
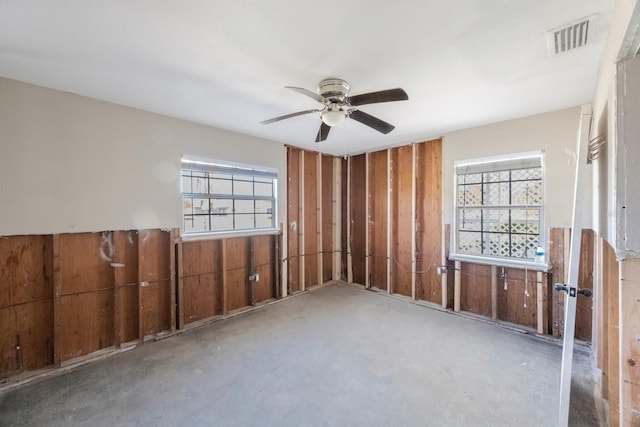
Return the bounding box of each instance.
[0,283,597,426]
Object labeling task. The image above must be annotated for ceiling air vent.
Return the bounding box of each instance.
[547,15,595,56]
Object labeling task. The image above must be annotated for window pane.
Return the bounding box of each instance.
[458,208,481,231]
[211,214,233,231]
[234,199,254,214]
[192,177,209,194]
[512,181,542,205]
[255,213,273,228]
[483,209,510,232]
[512,167,542,181]
[511,209,540,235]
[192,198,210,214]
[464,173,482,184]
[458,231,482,254]
[188,215,209,233]
[181,176,192,193]
[511,234,537,259]
[484,182,510,206]
[235,214,255,230]
[255,182,273,197]
[458,184,482,206]
[255,199,272,214]
[484,232,510,257]
[233,180,254,196]
[211,178,232,195]
[183,198,194,215]
[211,199,233,215]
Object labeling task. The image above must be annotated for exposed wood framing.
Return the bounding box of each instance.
[491,265,498,320]
[411,144,417,300]
[620,258,640,425]
[536,271,544,334]
[299,150,306,291]
[177,241,185,328]
[332,157,341,281]
[52,234,61,367]
[386,149,392,293]
[137,232,144,344]
[221,238,228,315]
[365,151,370,288]
[169,228,177,332]
[347,156,353,283]
[454,260,461,312]
[317,152,323,285]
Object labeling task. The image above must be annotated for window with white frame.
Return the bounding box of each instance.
[455,154,543,261]
[181,158,277,235]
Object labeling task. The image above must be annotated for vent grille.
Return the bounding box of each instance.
[547,16,595,56]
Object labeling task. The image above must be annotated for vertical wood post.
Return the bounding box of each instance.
[537,271,544,334]
[222,238,228,315]
[52,234,62,367]
[347,156,353,283]
[317,153,323,285]
[332,158,342,281]
[442,224,448,308]
[274,234,281,299]
[386,149,392,294]
[365,152,371,289]
[454,260,461,312]
[112,260,125,348]
[249,237,256,306]
[491,265,498,320]
[299,151,306,290]
[169,228,177,333]
[137,231,144,344]
[411,144,417,300]
[177,240,184,329]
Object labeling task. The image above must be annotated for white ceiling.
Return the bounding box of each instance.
[0,1,612,156]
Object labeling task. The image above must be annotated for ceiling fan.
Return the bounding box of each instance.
[260,78,409,142]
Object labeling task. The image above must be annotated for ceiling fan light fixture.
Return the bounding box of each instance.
[321,109,346,127]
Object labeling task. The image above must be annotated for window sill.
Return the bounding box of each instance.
[180,228,280,242]
[448,253,551,272]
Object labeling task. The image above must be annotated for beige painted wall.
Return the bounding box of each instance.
[0,77,286,236]
[443,106,583,236]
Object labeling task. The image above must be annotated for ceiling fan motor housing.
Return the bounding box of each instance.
[317,78,350,103]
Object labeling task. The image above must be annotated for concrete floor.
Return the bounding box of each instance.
[0,282,599,426]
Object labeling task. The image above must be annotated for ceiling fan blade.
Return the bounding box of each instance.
[260,109,319,124]
[285,86,325,103]
[346,88,408,106]
[349,110,395,134]
[315,122,331,142]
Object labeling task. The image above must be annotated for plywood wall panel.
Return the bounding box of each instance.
[59,232,112,294]
[117,285,138,343]
[287,148,300,292]
[459,262,492,317]
[350,154,367,285]
[140,280,171,336]
[253,235,274,303]
[0,235,53,306]
[0,300,53,378]
[58,291,114,362]
[139,230,171,282]
[182,240,220,276]
[575,229,594,341]
[303,152,318,287]
[182,274,219,324]
[497,268,538,329]
[322,154,333,282]
[369,150,388,290]
[226,237,249,310]
[341,157,348,280]
[416,140,443,303]
[113,231,138,285]
[391,146,413,296]
[548,228,567,337]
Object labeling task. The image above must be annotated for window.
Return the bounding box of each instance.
[455,154,543,261]
[181,158,277,235]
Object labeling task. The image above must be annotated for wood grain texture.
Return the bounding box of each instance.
[459,262,492,316]
[225,237,249,311]
[369,150,388,290]
[350,153,367,285]
[321,155,334,282]
[620,257,640,426]
[605,240,620,426]
[575,229,594,341]
[113,231,139,344]
[548,227,567,337]
[138,230,171,336]
[287,147,300,292]
[139,280,171,336]
[59,232,112,295]
[390,146,413,297]
[181,240,222,324]
[341,157,348,280]
[253,235,274,303]
[496,268,538,329]
[416,139,443,304]
[303,151,319,287]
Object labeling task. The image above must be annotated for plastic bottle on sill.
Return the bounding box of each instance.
[535,247,545,264]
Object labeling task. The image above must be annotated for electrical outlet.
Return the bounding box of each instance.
[436,266,448,275]
[249,274,260,282]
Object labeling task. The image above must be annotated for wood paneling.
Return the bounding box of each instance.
[620,257,640,425]
[322,154,333,282]
[605,240,620,426]
[369,150,388,290]
[253,235,274,303]
[350,153,367,285]
[287,147,300,292]
[341,157,348,280]
[139,230,171,336]
[416,139,442,304]
[59,232,112,295]
[303,152,318,287]
[181,240,222,324]
[226,237,249,311]
[459,262,492,317]
[391,146,413,297]
[549,227,567,337]
[496,268,539,329]
[575,229,594,341]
